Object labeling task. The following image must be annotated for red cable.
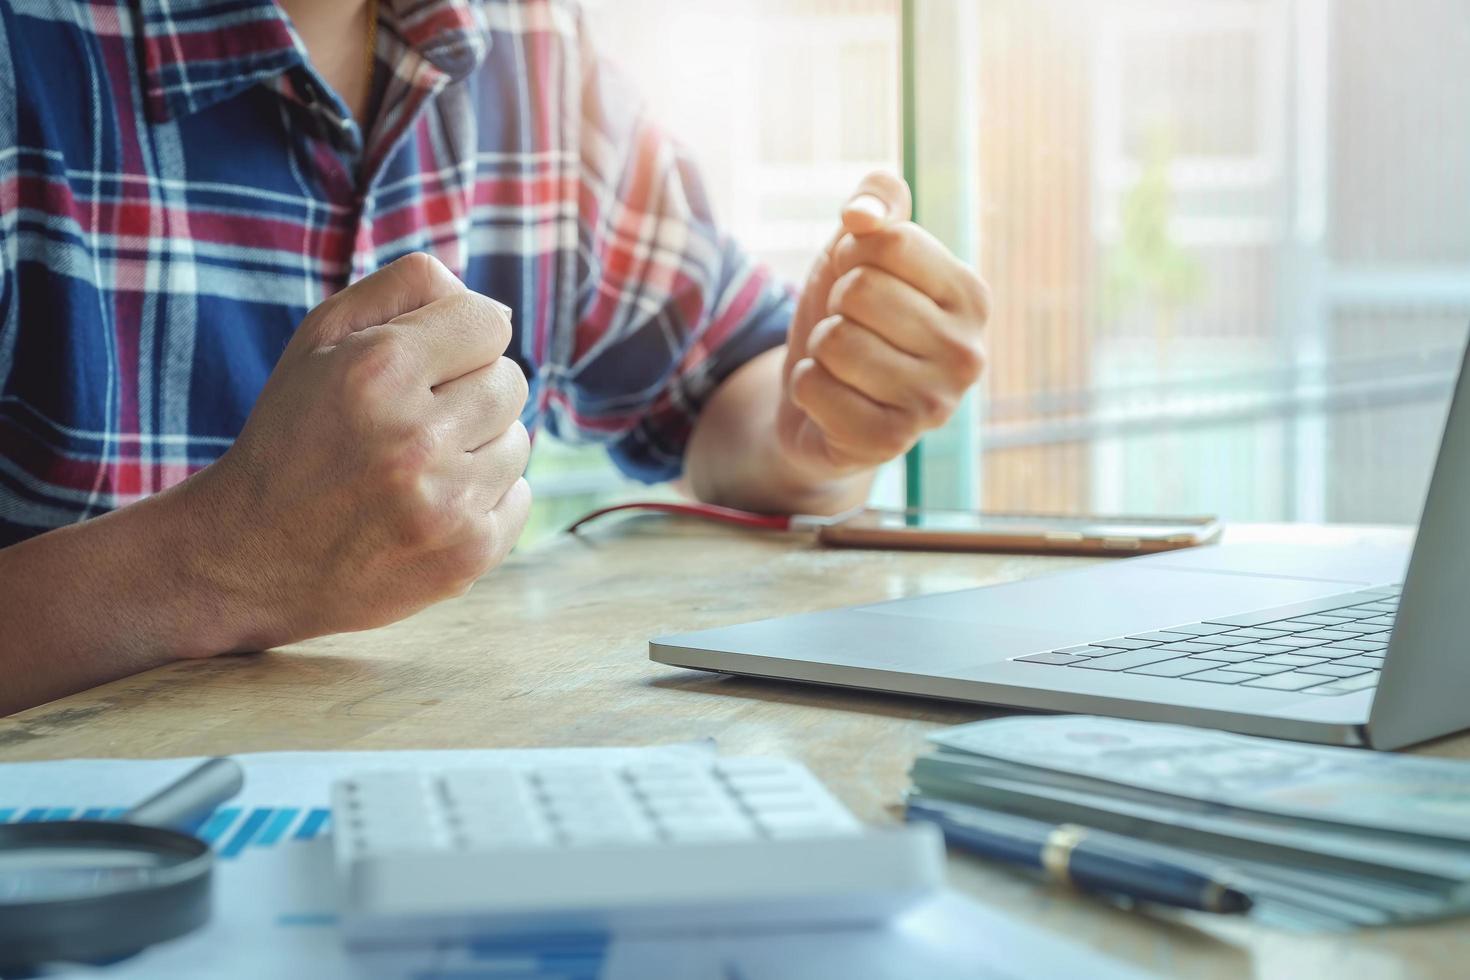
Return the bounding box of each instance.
[565,501,793,534]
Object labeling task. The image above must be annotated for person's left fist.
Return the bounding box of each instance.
[777,172,990,475]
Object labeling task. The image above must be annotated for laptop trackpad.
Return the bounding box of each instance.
[1139,538,1409,583]
[856,562,1380,641]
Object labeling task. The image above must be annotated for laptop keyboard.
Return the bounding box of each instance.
[1015,585,1400,696]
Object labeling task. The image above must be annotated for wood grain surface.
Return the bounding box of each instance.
[1,518,1461,978]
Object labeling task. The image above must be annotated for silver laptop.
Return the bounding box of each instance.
[651,341,1470,750]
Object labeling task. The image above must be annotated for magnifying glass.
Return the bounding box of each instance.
[0,757,244,973]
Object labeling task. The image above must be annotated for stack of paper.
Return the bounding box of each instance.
[909,716,1470,930]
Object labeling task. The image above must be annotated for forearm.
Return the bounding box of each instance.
[685,347,875,515]
[0,476,247,715]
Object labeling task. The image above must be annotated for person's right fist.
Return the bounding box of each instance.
[185,253,532,651]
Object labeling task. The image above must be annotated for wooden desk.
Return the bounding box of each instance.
[1,520,1462,978]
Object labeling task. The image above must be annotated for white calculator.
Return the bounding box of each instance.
[329,756,944,946]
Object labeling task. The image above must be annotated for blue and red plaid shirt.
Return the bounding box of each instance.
[0,0,794,547]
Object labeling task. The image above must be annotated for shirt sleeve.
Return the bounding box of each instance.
[558,13,796,485]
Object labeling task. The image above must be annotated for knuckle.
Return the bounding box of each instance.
[379,422,441,490]
[914,386,951,427]
[877,225,917,268]
[394,481,457,552]
[969,273,994,320]
[467,293,512,351]
[829,322,866,367]
[391,251,448,293]
[833,268,875,314]
[879,416,915,457]
[338,332,409,402]
[830,234,859,276]
[499,358,530,409]
[790,360,823,406]
[947,336,986,384]
[442,532,496,595]
[505,419,532,470]
[808,318,845,362]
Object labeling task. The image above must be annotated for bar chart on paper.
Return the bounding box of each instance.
[0,751,764,980]
[0,805,333,859]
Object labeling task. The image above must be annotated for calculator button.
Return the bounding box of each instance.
[560,823,655,846]
[553,807,640,836]
[636,775,720,797]
[658,817,756,842]
[458,821,553,849]
[540,784,631,808]
[756,812,852,839]
[341,772,432,803]
[720,773,812,796]
[735,790,823,814]
[533,766,612,784]
[643,797,739,824]
[631,778,719,801]
[625,763,704,783]
[714,759,798,779]
[534,773,619,797]
[440,769,527,798]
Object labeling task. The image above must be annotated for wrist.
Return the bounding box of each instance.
[766,443,875,516]
[160,454,295,656]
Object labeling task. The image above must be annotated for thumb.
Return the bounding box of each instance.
[840,171,913,236]
[296,252,467,349]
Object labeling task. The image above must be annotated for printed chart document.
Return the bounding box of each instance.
[1,747,1147,980]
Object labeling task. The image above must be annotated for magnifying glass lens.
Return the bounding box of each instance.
[0,844,181,903]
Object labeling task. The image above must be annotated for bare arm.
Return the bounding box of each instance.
[0,254,531,716]
[0,480,241,714]
[683,346,874,516]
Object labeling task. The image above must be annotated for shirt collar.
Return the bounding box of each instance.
[139,0,492,123]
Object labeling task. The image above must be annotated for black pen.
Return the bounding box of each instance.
[905,795,1253,914]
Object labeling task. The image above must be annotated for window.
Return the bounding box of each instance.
[530,0,1468,542]
[524,0,903,542]
[966,0,1470,524]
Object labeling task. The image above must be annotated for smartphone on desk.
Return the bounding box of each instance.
[816,509,1221,556]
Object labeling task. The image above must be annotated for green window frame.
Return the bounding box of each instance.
[901,0,981,512]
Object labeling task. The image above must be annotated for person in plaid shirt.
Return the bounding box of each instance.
[0,0,989,712]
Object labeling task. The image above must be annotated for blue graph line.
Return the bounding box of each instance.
[220,806,274,858]
[464,934,610,979]
[3,803,333,858]
[258,806,300,846]
[295,807,331,840]
[197,806,242,845]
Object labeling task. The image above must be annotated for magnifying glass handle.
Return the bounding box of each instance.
[125,757,245,832]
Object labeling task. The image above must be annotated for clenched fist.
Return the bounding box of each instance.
[778,172,991,474]
[186,252,531,650]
